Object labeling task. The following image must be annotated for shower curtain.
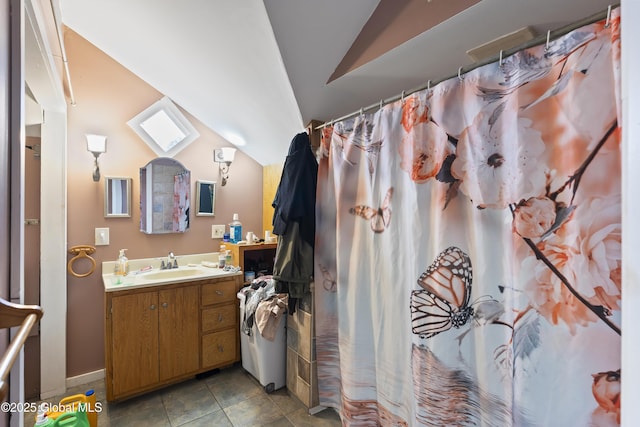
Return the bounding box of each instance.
[315,9,621,427]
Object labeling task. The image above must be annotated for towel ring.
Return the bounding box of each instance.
[68,245,97,278]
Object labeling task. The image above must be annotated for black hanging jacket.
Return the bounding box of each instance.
[272,132,318,302]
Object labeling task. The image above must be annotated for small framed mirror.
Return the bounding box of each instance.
[104,177,132,218]
[196,180,216,216]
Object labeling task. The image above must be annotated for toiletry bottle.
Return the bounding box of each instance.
[34,404,54,426]
[229,213,242,244]
[116,249,129,276]
[219,243,226,267]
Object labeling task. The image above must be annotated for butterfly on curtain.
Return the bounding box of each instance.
[410,246,474,339]
[349,187,393,233]
[318,263,337,292]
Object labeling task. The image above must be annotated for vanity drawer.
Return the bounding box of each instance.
[202,329,236,368]
[201,280,237,306]
[202,304,236,332]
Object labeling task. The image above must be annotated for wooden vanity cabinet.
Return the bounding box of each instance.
[105,275,241,401]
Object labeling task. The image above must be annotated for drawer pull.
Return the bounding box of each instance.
[217,344,224,352]
[218,313,224,322]
[162,302,168,308]
[215,290,224,296]
[150,304,156,310]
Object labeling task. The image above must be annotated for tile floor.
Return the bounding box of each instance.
[29,363,341,426]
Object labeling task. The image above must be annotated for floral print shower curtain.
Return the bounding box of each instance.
[315,9,621,426]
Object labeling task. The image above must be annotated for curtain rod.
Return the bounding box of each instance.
[316,4,618,130]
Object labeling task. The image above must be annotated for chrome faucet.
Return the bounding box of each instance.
[168,252,178,269]
[160,253,178,269]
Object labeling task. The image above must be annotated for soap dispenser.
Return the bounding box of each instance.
[115,249,129,276]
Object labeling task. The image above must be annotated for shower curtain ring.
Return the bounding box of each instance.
[401,90,405,104]
[379,99,383,110]
[499,50,504,68]
[545,30,551,51]
[427,80,432,91]
[458,67,464,81]
[360,108,364,117]
[605,5,612,28]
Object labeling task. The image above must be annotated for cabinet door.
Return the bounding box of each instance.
[111,292,159,396]
[158,286,199,381]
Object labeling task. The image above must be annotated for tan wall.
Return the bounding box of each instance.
[64,28,264,376]
[262,163,283,236]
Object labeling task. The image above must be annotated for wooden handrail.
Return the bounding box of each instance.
[0,298,43,401]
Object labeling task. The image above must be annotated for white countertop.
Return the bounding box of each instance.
[102,252,241,292]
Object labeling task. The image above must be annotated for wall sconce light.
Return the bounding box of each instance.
[213,147,237,186]
[86,134,107,182]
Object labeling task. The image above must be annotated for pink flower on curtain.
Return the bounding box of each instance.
[520,195,621,333]
[591,369,621,424]
[401,95,429,132]
[451,101,546,209]
[399,95,451,183]
[512,196,557,239]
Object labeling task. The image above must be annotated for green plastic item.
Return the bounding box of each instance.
[52,410,89,427]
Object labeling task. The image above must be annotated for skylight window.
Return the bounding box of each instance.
[127,96,200,157]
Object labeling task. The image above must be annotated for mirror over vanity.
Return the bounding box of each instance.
[104,177,132,218]
[140,157,191,234]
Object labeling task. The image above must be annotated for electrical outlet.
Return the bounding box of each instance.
[211,224,225,239]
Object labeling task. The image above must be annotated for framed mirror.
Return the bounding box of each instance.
[104,177,132,218]
[196,180,216,216]
[140,158,191,234]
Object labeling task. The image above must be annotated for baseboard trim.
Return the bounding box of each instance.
[66,369,105,388]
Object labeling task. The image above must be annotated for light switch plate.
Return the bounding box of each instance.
[95,227,110,246]
[211,224,225,239]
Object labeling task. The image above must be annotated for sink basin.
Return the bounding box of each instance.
[142,269,201,280]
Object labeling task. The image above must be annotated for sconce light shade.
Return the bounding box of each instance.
[213,147,237,186]
[214,147,236,163]
[86,134,107,154]
[86,134,107,182]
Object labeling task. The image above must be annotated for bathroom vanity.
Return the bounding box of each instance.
[102,254,242,401]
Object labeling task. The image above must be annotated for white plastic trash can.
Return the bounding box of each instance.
[238,291,287,393]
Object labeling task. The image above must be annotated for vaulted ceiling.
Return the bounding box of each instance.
[57,0,614,165]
